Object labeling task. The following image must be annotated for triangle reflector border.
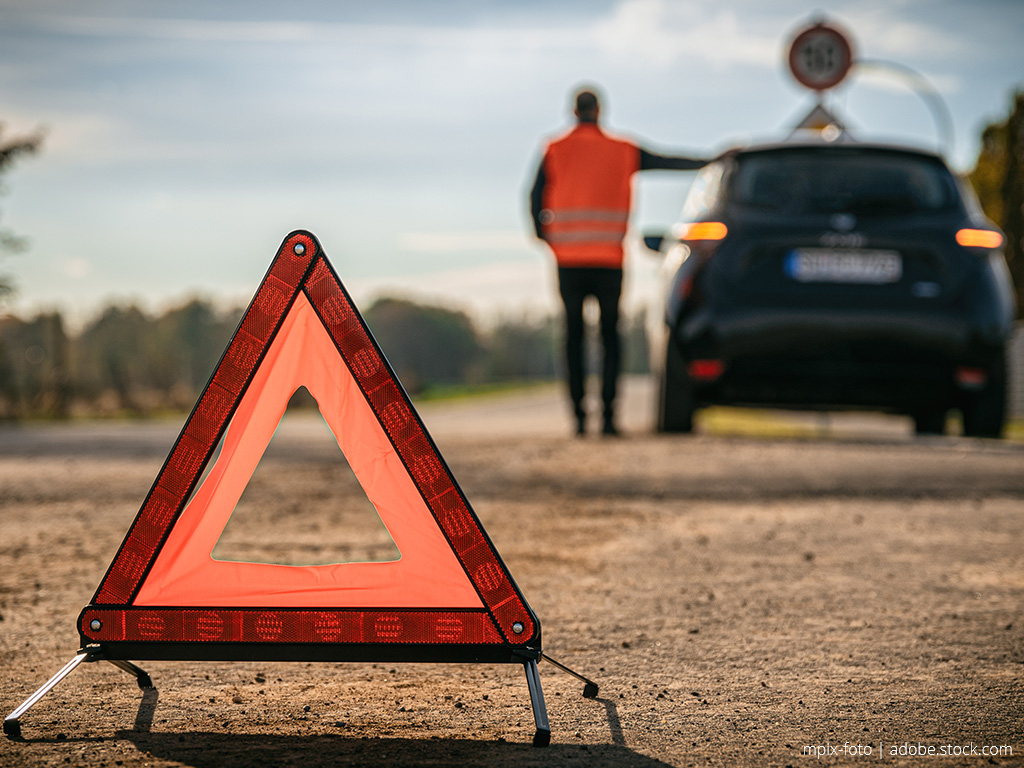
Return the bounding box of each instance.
[78,231,540,662]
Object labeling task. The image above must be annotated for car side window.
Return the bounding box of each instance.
[681,161,726,222]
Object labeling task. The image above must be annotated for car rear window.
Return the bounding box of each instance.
[730,149,959,215]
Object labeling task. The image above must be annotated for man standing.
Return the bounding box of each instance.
[530,86,706,436]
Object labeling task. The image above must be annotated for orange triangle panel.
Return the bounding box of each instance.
[80,231,538,655]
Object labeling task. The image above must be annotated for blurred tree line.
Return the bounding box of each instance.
[969,89,1024,316]
[0,295,650,419]
[0,300,241,418]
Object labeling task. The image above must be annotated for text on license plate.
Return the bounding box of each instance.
[785,249,902,284]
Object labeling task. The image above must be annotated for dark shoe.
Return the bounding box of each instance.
[602,406,618,437]
[575,413,586,437]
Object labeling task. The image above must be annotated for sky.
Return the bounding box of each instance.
[0,0,1022,328]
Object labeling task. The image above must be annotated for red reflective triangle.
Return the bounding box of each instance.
[81,232,538,652]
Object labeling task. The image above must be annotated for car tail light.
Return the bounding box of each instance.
[688,359,725,381]
[678,222,728,241]
[669,223,727,307]
[956,229,1003,249]
[677,276,694,302]
[955,366,988,389]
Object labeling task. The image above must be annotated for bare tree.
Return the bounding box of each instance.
[0,123,45,304]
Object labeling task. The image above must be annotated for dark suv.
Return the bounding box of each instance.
[646,139,1016,437]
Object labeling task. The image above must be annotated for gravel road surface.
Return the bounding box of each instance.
[2,379,1022,766]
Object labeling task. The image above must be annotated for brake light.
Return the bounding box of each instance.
[679,222,728,241]
[955,366,988,389]
[956,229,1003,249]
[688,359,725,381]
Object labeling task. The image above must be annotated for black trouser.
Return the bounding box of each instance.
[557,266,622,419]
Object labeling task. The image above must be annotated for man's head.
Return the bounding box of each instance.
[573,88,600,124]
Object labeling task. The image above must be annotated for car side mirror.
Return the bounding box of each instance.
[643,233,666,253]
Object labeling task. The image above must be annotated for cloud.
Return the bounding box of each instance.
[398,230,530,253]
[61,256,92,278]
[853,61,961,97]
[27,112,127,162]
[35,2,780,75]
[591,0,779,69]
[835,2,965,60]
[348,259,555,323]
[36,15,384,43]
[33,12,568,50]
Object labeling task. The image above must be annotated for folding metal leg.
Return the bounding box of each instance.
[4,649,153,739]
[541,652,599,698]
[523,659,550,747]
[107,659,154,690]
[4,651,93,739]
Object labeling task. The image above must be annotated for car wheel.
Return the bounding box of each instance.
[658,338,695,433]
[912,409,947,436]
[962,352,1007,439]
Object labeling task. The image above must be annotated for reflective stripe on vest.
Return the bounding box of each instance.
[542,208,630,225]
[545,229,627,245]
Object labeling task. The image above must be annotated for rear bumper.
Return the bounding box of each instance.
[674,307,1004,412]
[698,357,958,412]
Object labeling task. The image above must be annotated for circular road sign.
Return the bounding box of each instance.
[788,22,854,91]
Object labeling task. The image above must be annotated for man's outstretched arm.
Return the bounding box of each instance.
[639,148,707,171]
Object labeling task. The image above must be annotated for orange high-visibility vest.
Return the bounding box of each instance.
[541,123,640,268]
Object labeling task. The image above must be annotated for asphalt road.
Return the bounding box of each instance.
[0,375,952,459]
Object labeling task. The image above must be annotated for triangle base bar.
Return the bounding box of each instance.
[85,641,535,665]
[80,606,511,651]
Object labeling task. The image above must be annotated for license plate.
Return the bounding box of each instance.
[785,248,902,284]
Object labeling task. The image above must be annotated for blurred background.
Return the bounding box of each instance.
[0,0,1021,419]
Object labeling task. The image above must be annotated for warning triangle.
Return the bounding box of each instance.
[79,231,539,661]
